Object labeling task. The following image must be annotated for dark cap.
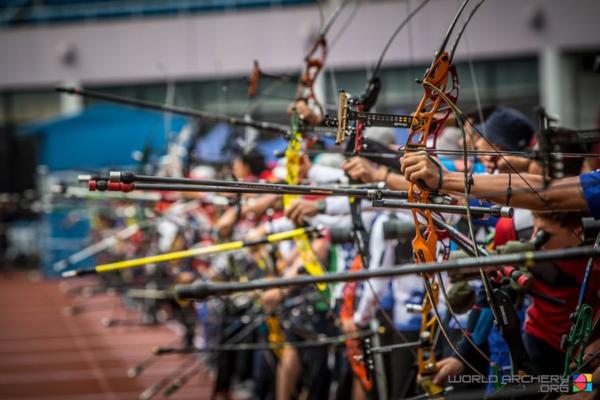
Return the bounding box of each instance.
[479,107,535,151]
[235,147,266,176]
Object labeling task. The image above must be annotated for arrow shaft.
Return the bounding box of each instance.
[94,227,310,273]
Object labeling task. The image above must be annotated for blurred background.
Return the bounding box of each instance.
[0,0,599,275]
[0,0,598,398]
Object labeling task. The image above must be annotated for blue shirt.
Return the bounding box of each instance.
[580,170,600,219]
[439,156,486,175]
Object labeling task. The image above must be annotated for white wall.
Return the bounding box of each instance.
[0,0,599,90]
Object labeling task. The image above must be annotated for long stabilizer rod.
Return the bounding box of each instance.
[175,245,600,300]
[63,226,321,277]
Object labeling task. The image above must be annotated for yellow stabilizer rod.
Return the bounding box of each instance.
[63,227,318,277]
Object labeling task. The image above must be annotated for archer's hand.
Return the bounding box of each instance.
[285,199,320,226]
[288,100,322,126]
[245,228,267,256]
[215,208,236,238]
[431,357,465,386]
[343,157,387,183]
[341,318,359,335]
[298,154,312,181]
[401,151,447,191]
[583,338,600,370]
[261,288,283,311]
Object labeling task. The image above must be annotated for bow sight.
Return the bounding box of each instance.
[536,107,600,186]
[321,90,414,146]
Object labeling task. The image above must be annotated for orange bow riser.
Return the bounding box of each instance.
[404,1,471,395]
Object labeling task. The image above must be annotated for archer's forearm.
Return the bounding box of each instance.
[241,193,280,217]
[385,172,410,191]
[442,172,587,211]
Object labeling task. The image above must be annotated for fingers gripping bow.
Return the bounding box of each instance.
[405,0,487,395]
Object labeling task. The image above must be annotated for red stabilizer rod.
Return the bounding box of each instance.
[88,180,134,192]
[503,266,530,289]
[489,266,530,289]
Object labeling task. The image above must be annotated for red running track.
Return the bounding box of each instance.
[0,272,213,400]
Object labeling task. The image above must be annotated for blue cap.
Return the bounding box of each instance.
[479,107,535,151]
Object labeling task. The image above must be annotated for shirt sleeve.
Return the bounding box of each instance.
[307,165,346,183]
[580,170,600,220]
[324,196,350,214]
[265,216,295,234]
[310,214,352,229]
[324,197,371,215]
[354,214,394,326]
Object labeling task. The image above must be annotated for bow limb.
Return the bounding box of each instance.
[340,256,373,391]
[327,3,466,385]
[423,278,488,376]
[562,232,600,376]
[284,110,327,290]
[295,0,354,121]
[339,9,436,378]
[423,33,568,378]
[265,315,285,359]
[280,2,356,289]
[340,105,378,391]
[277,103,333,382]
[403,1,495,394]
[405,41,454,400]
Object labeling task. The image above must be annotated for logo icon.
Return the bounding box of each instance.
[572,374,593,392]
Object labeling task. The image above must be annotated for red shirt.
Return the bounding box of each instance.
[494,217,517,247]
[525,259,600,351]
[493,217,600,351]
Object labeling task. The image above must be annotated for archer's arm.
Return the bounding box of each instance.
[385,171,410,191]
[215,194,280,237]
[342,156,411,190]
[401,152,590,212]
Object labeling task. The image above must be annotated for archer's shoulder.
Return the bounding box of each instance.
[582,169,600,177]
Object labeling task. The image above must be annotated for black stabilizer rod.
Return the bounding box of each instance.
[372,199,513,218]
[175,245,600,300]
[56,87,290,135]
[86,178,410,200]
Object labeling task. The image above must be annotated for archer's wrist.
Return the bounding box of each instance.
[441,172,464,192]
[376,167,389,182]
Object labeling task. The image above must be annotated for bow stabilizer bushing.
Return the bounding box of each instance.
[88,180,109,191]
[491,206,514,218]
[175,281,215,300]
[108,170,135,184]
[121,171,136,184]
[61,267,97,278]
[108,171,121,183]
[103,182,134,192]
